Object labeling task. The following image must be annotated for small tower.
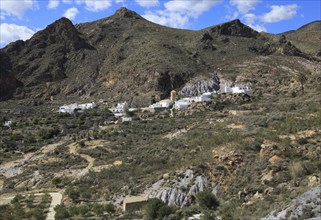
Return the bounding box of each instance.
[170,90,177,101]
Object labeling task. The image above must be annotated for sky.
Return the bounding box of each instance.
[0,0,320,48]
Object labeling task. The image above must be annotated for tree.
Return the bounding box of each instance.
[297,72,308,94]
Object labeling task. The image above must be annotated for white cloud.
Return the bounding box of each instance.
[261,4,298,23]
[143,0,222,29]
[243,13,256,25]
[76,0,112,12]
[0,0,38,19]
[230,0,260,14]
[63,7,79,20]
[143,10,189,28]
[0,23,35,45]
[243,13,266,32]
[48,0,60,9]
[164,0,222,18]
[136,0,159,8]
[62,0,72,3]
[249,24,266,32]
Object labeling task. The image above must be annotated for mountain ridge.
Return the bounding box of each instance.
[0,7,320,104]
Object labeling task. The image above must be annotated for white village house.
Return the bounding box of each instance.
[150,99,173,109]
[110,102,129,117]
[222,84,253,95]
[3,121,12,128]
[174,100,190,110]
[58,102,97,114]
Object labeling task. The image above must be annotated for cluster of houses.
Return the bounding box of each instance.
[57,83,252,122]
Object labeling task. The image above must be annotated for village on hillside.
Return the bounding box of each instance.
[55,84,253,124]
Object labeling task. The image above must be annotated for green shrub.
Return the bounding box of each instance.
[197,190,219,211]
[143,198,174,219]
[297,138,308,145]
[65,187,80,203]
[157,205,176,219]
[105,203,116,213]
[52,177,62,187]
[54,204,70,220]
[144,198,164,219]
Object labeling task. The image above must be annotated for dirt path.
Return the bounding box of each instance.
[69,142,95,178]
[46,192,62,220]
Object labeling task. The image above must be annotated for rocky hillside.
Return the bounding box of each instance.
[262,185,321,220]
[1,7,320,105]
[0,51,22,101]
[283,21,321,56]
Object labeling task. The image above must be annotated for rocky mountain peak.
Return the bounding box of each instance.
[210,19,259,38]
[27,17,89,50]
[114,7,141,19]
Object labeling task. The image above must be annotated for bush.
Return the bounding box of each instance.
[157,205,176,219]
[144,198,174,220]
[52,177,62,187]
[289,161,306,180]
[105,203,116,213]
[197,190,219,211]
[54,204,70,220]
[144,199,164,219]
[297,138,308,145]
[65,187,80,203]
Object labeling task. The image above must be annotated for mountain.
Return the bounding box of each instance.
[282,21,321,56]
[0,7,320,104]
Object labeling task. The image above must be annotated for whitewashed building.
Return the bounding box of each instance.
[150,99,173,109]
[58,102,97,114]
[222,84,252,95]
[110,102,129,117]
[174,100,190,109]
[3,121,12,128]
[231,86,253,94]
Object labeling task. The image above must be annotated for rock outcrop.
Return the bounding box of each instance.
[145,169,208,207]
[262,185,321,220]
[210,19,259,38]
[179,75,220,96]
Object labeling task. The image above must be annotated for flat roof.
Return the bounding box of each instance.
[123,196,147,204]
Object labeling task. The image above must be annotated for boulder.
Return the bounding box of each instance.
[268,155,283,164]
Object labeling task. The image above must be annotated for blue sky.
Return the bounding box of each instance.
[1,0,320,47]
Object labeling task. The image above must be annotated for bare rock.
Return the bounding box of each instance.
[268,155,283,165]
[308,175,320,187]
[261,185,321,220]
[145,169,208,207]
[261,171,274,185]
